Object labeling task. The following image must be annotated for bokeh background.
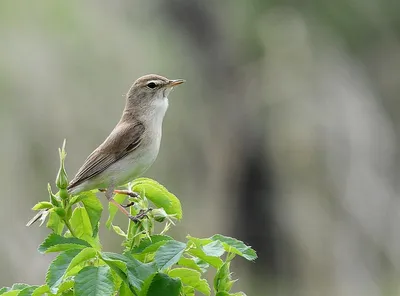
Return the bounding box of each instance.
[1,1,400,295]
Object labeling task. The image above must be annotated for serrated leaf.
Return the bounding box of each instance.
[177,257,204,273]
[202,241,225,257]
[75,266,114,296]
[188,248,223,269]
[106,194,126,229]
[81,191,103,237]
[145,273,181,296]
[101,252,156,291]
[230,292,247,296]
[70,207,93,238]
[16,285,38,296]
[169,268,210,295]
[10,285,28,291]
[46,210,64,235]
[38,233,90,254]
[46,249,81,293]
[131,178,182,220]
[32,201,53,210]
[58,280,74,294]
[131,235,173,254]
[100,252,128,279]
[31,285,49,296]
[65,247,97,275]
[187,236,212,246]
[1,291,20,296]
[155,241,186,271]
[211,235,257,261]
[126,259,157,291]
[0,287,9,295]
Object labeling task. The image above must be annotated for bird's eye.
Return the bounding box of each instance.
[147,82,157,89]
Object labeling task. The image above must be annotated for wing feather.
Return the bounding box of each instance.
[67,121,145,190]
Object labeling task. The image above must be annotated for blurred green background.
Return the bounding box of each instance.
[1,1,400,295]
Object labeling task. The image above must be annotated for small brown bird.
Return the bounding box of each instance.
[27,74,184,226]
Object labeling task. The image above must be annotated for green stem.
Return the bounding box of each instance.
[64,219,77,237]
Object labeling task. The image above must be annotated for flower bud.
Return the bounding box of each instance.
[152,208,168,223]
[56,140,69,190]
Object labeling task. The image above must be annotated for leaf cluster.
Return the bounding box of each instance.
[0,142,256,296]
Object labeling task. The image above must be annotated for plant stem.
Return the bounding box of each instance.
[64,219,77,237]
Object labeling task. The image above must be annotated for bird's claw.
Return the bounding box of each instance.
[128,208,153,223]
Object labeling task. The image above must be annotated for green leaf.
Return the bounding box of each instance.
[229,292,247,296]
[106,193,126,229]
[46,249,81,293]
[70,207,93,238]
[202,241,225,257]
[38,233,90,254]
[187,236,212,246]
[154,241,186,271]
[100,252,128,279]
[131,178,182,220]
[69,192,91,205]
[65,247,97,275]
[81,191,103,237]
[75,266,114,296]
[215,292,230,296]
[130,235,173,261]
[31,285,49,296]
[126,259,157,291]
[118,282,135,296]
[144,273,181,296]
[182,285,195,296]
[46,210,64,235]
[1,291,20,296]
[131,235,173,254]
[9,285,28,291]
[188,248,223,269]
[169,268,210,295]
[177,257,204,273]
[0,287,8,295]
[58,280,74,294]
[112,225,127,237]
[211,235,257,261]
[32,201,53,210]
[16,286,38,296]
[101,252,156,291]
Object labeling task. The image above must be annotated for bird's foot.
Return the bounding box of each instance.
[129,208,153,223]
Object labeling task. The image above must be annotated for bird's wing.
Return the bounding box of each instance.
[67,121,145,190]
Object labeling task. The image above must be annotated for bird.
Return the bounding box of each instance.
[26,74,184,226]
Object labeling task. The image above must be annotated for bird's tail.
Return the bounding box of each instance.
[26,209,49,227]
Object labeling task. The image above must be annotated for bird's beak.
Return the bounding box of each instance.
[168,79,185,87]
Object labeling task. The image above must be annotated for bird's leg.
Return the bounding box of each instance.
[104,183,136,222]
[102,184,147,223]
[114,189,139,198]
[99,188,139,208]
